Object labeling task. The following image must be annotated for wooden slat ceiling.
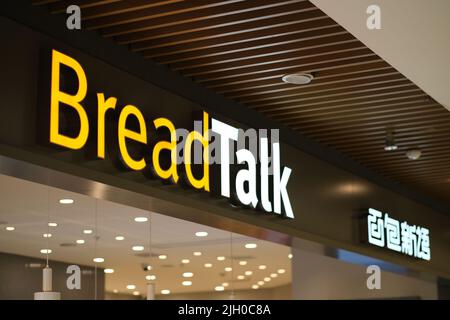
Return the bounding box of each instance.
[33,0,450,206]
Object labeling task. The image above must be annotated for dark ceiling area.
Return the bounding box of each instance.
[32,0,450,207]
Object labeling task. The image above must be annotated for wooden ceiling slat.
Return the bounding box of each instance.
[153,25,346,65]
[112,1,317,44]
[48,0,123,14]
[227,71,403,100]
[209,61,391,93]
[192,51,378,83]
[142,18,337,59]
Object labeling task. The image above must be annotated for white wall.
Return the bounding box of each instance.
[291,245,438,300]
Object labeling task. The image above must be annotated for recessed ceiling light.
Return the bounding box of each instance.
[288,253,293,259]
[59,198,74,204]
[264,277,271,282]
[204,263,213,268]
[146,275,156,281]
[48,222,57,227]
[182,272,194,278]
[134,217,148,223]
[406,149,422,160]
[195,231,208,237]
[158,254,167,260]
[145,265,152,271]
[161,289,170,295]
[181,259,190,264]
[217,256,226,261]
[126,284,136,290]
[113,289,118,294]
[224,267,232,272]
[384,130,398,151]
[40,249,52,254]
[237,275,245,280]
[214,286,225,292]
[43,233,52,238]
[93,257,104,263]
[257,281,265,286]
[222,282,229,287]
[239,261,247,266]
[132,245,145,252]
[282,73,314,85]
[270,273,278,278]
[277,269,286,274]
[83,229,93,234]
[258,265,267,270]
[182,281,192,286]
[252,285,259,290]
[115,235,125,241]
[193,251,202,256]
[244,243,257,249]
[245,271,253,276]
[104,268,114,274]
[76,239,85,244]
[6,226,15,231]
[132,291,140,296]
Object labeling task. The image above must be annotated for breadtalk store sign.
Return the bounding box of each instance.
[46,49,294,219]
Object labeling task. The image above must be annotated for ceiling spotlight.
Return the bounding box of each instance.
[134,217,148,223]
[288,253,293,259]
[115,235,125,241]
[40,249,52,254]
[195,231,208,237]
[222,282,229,287]
[181,259,190,264]
[239,261,247,266]
[406,149,422,160]
[182,281,192,286]
[217,256,226,261]
[258,265,267,270]
[59,198,74,204]
[113,289,118,294]
[132,245,145,252]
[182,272,194,278]
[48,222,57,227]
[6,226,15,231]
[214,286,225,292]
[83,229,93,234]
[193,251,202,256]
[245,243,257,249]
[158,254,167,260]
[245,271,253,276]
[146,275,156,281]
[264,277,271,282]
[132,291,140,296]
[161,289,170,295]
[76,239,85,244]
[43,233,52,238]
[252,285,259,290]
[104,268,114,274]
[204,263,213,268]
[224,267,232,272]
[237,275,245,280]
[277,269,286,274]
[93,257,104,263]
[257,281,265,286]
[145,265,152,271]
[282,73,314,85]
[270,273,278,278]
[384,130,398,151]
[126,284,136,290]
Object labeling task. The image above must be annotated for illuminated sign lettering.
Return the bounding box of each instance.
[46,50,294,218]
[366,208,430,260]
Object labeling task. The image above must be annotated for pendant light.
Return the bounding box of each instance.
[34,184,60,300]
